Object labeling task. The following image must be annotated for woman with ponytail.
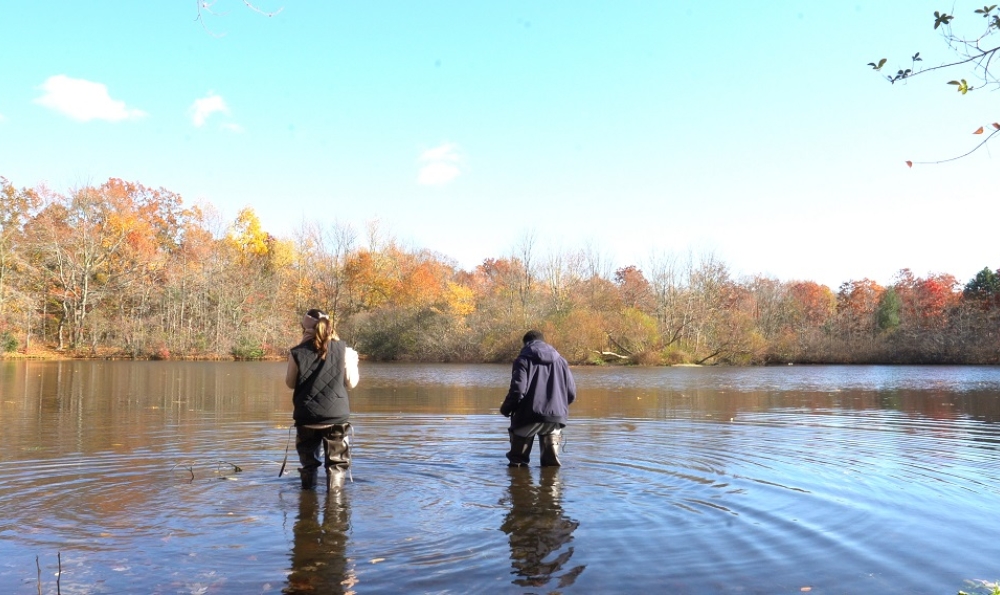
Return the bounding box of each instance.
[285,308,360,490]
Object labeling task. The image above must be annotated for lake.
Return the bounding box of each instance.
[1,361,999,594]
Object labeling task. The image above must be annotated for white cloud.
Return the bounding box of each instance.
[417,142,462,186]
[34,75,146,122]
[421,143,460,163]
[418,162,462,186]
[190,93,229,127]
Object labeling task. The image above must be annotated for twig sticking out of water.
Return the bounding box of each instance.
[216,460,243,473]
[170,462,196,482]
[35,553,62,595]
[170,460,245,481]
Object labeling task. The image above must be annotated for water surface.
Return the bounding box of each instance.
[1,361,999,594]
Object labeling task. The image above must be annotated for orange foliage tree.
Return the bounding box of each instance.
[8,174,1000,364]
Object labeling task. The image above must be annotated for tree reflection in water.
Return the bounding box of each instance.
[501,467,585,589]
[285,488,356,594]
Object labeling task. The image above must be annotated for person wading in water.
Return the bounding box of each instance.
[286,308,360,489]
[500,330,577,467]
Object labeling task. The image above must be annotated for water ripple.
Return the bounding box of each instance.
[4,362,1000,593]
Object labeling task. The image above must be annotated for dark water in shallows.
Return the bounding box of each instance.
[1,362,1000,594]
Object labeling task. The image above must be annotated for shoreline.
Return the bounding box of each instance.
[0,346,286,362]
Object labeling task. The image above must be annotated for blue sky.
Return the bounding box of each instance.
[1,1,997,289]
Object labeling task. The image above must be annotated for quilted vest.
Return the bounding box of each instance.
[290,339,350,425]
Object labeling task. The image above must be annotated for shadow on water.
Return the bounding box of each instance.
[285,488,355,594]
[500,467,585,590]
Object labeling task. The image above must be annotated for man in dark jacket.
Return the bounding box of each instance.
[500,330,577,467]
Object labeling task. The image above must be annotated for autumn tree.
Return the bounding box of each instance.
[23,185,137,349]
[614,265,654,312]
[876,269,962,362]
[291,219,356,327]
[467,257,526,358]
[645,251,695,356]
[741,275,798,363]
[158,204,218,355]
[695,276,762,365]
[509,231,540,327]
[891,269,960,330]
[684,254,735,363]
[600,266,656,361]
[93,180,190,356]
[219,207,290,356]
[955,266,1000,362]
[830,279,885,360]
[6,175,1000,365]
[743,275,790,341]
[786,281,836,328]
[387,249,465,359]
[537,248,583,316]
[529,248,603,363]
[773,281,835,363]
[0,178,39,336]
[343,250,392,314]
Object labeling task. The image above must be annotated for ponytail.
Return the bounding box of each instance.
[310,314,340,359]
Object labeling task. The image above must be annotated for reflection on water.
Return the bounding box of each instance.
[501,468,584,589]
[286,489,354,594]
[1,360,1000,594]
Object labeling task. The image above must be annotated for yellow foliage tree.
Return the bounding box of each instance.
[226,207,270,261]
[445,281,476,317]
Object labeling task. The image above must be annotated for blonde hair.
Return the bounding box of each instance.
[304,308,340,359]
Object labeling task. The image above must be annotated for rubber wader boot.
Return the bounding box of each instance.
[506,429,534,467]
[539,433,562,467]
[299,468,318,490]
[325,428,351,490]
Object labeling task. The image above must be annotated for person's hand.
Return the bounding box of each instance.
[500,399,513,417]
[345,348,359,366]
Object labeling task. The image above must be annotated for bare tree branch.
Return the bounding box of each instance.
[195,0,283,36]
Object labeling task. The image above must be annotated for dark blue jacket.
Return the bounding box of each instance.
[500,339,576,427]
[291,340,350,425]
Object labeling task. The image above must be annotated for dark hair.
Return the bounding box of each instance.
[522,330,544,344]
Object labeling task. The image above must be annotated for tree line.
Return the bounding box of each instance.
[2,176,999,365]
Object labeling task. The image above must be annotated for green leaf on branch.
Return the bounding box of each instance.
[890,69,912,83]
[868,58,887,70]
[934,11,954,29]
[975,5,997,17]
[912,52,922,61]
